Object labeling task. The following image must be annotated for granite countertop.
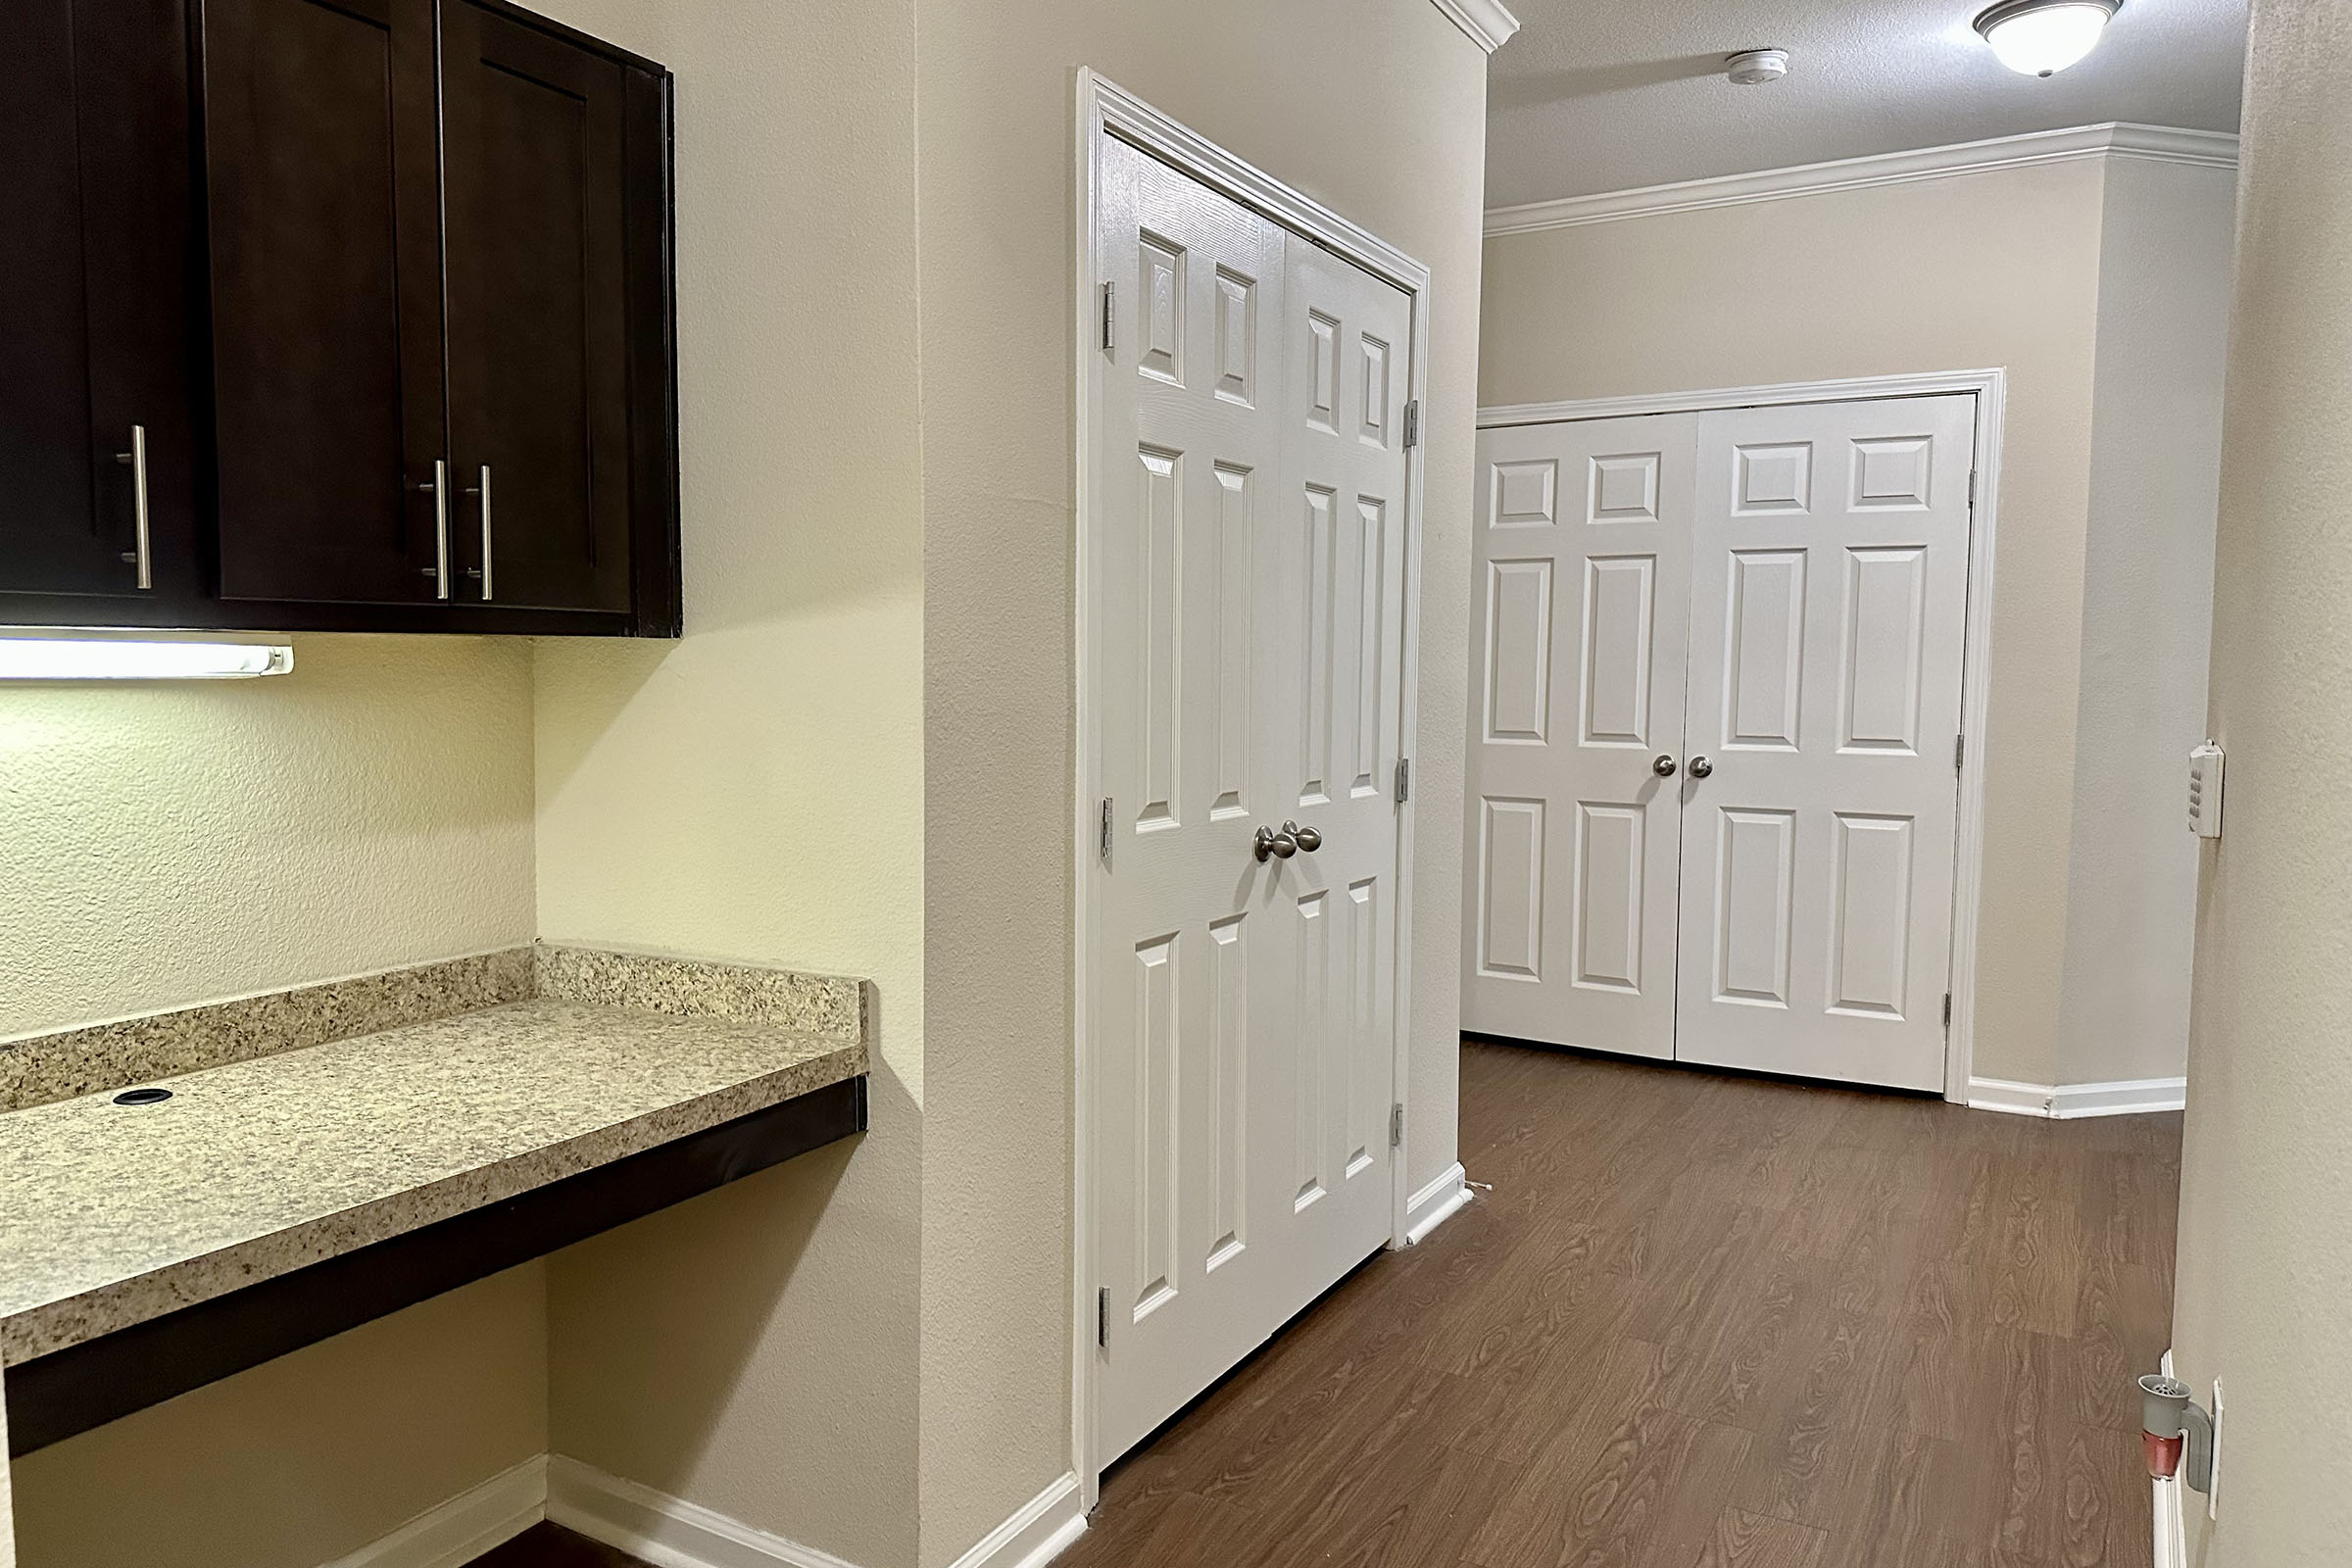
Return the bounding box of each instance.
[0,948,869,1367]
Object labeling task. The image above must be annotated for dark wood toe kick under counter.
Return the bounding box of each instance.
[0,945,872,1457]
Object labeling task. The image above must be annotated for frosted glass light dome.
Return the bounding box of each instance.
[1974,0,2120,77]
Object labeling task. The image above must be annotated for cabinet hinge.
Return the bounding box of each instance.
[1954,733,1965,774]
[1101,281,1115,357]
[1390,1102,1404,1150]
[1099,798,1114,859]
[1943,993,1953,1031]
[1097,1286,1110,1348]
[1394,758,1411,805]
[1401,399,1421,450]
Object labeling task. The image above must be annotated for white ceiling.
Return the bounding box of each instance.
[1484,0,2246,209]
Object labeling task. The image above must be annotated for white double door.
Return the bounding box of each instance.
[1089,138,1412,1460]
[1464,396,1975,1092]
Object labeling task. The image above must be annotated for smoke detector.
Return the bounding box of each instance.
[1726,49,1789,85]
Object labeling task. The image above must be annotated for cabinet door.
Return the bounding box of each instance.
[0,0,195,602]
[442,1,634,612]
[202,0,449,605]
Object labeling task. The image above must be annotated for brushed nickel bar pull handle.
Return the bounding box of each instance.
[471,465,492,602]
[114,425,152,590]
[432,459,451,600]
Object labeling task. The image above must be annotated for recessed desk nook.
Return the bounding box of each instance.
[0,948,871,1562]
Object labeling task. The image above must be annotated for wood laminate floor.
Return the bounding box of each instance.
[1063,1041,2180,1568]
[477,1039,2182,1568]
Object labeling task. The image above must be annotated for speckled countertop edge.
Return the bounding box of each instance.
[0,949,539,1114]
[536,944,862,1038]
[0,943,866,1114]
[2,1030,864,1365]
[0,945,873,1365]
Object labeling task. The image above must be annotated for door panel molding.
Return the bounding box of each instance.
[1462,412,1695,1060]
[1478,368,2008,1110]
[1074,70,1432,1508]
[1672,395,1971,1091]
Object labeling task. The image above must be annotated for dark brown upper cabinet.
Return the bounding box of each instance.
[442,0,635,614]
[202,0,451,609]
[0,0,677,636]
[0,0,199,618]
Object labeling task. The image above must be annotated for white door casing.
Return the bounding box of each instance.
[1674,396,1974,1091]
[1087,133,1414,1463]
[1463,393,1977,1094]
[1461,414,1696,1058]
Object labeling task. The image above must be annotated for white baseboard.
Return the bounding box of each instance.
[1402,1161,1473,1245]
[324,1455,546,1568]
[546,1455,862,1568]
[1967,1075,2187,1119]
[547,1457,1083,1568]
[943,1472,1086,1568]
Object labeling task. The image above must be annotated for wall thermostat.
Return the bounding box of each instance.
[2188,742,2226,839]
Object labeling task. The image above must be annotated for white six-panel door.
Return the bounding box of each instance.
[1676,397,1973,1090]
[1269,235,1412,1314]
[1091,136,1411,1462]
[1461,415,1696,1058]
[1465,394,1975,1093]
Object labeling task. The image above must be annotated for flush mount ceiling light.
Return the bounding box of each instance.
[1974,0,2120,76]
[0,639,294,681]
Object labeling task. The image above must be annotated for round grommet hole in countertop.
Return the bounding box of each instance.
[113,1087,173,1105]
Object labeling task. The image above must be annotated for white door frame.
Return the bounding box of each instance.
[1479,368,2006,1108]
[1071,69,1433,1506]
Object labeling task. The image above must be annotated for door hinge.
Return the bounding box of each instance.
[1968,468,1978,509]
[1401,399,1421,450]
[1101,280,1115,357]
[1097,1286,1110,1348]
[1390,1102,1404,1149]
[1394,757,1411,805]
[1099,798,1114,859]
[1943,992,1953,1031]
[1954,733,1965,774]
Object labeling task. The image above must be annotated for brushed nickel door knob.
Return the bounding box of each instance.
[1651,754,1678,777]
[1253,825,1298,861]
[1688,756,1713,779]
[1283,820,1323,853]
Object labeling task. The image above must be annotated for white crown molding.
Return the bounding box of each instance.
[1431,0,1520,54]
[325,1455,546,1568]
[1968,1075,2188,1119]
[1485,122,2240,236]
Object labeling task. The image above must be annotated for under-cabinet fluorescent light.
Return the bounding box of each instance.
[0,640,294,681]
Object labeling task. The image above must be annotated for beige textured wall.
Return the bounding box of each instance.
[13,1268,547,1568]
[523,0,923,1561]
[1482,162,2121,1089]
[0,635,534,1035]
[2174,1,2352,1559]
[2057,158,2236,1088]
[0,635,542,1567]
[917,3,1490,1559]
